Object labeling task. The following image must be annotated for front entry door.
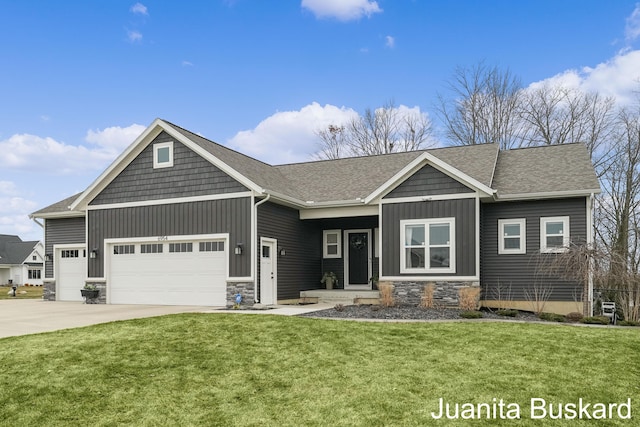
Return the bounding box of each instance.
[344,230,371,289]
[260,238,277,305]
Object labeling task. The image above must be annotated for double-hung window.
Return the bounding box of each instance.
[400,218,455,274]
[323,230,341,258]
[540,216,570,253]
[498,219,526,254]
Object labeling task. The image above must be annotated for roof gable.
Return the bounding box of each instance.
[0,235,41,265]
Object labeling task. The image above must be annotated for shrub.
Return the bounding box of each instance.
[378,282,395,308]
[618,320,640,327]
[580,316,611,325]
[460,310,483,319]
[539,312,566,322]
[566,312,584,322]
[497,309,519,317]
[334,304,345,312]
[419,283,435,309]
[458,286,480,311]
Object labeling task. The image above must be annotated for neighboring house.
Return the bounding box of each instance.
[0,235,44,286]
[30,119,600,314]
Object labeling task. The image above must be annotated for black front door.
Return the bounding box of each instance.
[347,231,369,286]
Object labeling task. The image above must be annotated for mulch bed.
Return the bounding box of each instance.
[299,305,541,321]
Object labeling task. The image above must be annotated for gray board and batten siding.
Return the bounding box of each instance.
[384,164,474,198]
[257,201,321,301]
[480,197,587,302]
[44,217,86,279]
[88,198,252,278]
[90,131,248,206]
[381,198,476,277]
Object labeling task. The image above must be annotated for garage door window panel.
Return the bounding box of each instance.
[169,242,193,253]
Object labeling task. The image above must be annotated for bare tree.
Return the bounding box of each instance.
[519,84,616,172]
[314,100,434,159]
[436,62,524,149]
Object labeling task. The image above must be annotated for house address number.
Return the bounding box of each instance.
[157,236,168,241]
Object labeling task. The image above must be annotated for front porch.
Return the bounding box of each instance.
[300,289,380,305]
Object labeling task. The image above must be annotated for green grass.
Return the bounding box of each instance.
[0,285,43,300]
[0,315,638,426]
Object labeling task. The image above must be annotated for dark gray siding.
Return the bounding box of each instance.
[44,217,86,278]
[481,198,587,301]
[385,165,474,198]
[257,202,321,300]
[382,199,476,277]
[91,131,247,205]
[88,198,251,278]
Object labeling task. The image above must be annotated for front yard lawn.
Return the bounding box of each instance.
[0,314,638,426]
[0,285,43,300]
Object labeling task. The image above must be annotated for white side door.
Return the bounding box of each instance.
[260,238,277,305]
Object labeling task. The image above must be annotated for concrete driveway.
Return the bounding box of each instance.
[0,300,213,339]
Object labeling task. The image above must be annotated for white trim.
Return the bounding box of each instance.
[33,211,85,220]
[153,141,174,169]
[540,216,570,253]
[299,205,378,220]
[380,192,478,205]
[497,189,601,201]
[254,193,271,302]
[227,277,253,283]
[381,276,479,282]
[343,229,372,289]
[86,277,106,282]
[475,197,480,278]
[400,217,456,274]
[103,234,228,245]
[378,203,383,280]
[365,152,495,204]
[86,191,252,211]
[374,228,380,258]
[587,194,594,316]
[259,237,278,304]
[322,229,341,259]
[498,218,527,255]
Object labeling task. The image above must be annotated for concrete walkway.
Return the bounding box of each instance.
[0,300,334,339]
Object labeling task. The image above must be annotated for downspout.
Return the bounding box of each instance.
[30,216,44,229]
[253,193,271,303]
[588,193,595,316]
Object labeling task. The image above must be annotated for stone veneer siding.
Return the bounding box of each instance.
[391,281,480,307]
[226,282,255,307]
[43,280,55,301]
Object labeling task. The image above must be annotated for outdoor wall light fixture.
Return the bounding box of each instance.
[279,247,286,256]
[45,253,52,262]
[90,248,99,259]
[234,244,244,255]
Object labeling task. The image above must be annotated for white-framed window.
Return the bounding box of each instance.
[498,218,526,254]
[153,141,174,169]
[323,230,341,258]
[400,218,456,274]
[540,216,570,253]
[199,241,224,252]
[61,249,80,258]
[113,245,135,255]
[141,244,163,254]
[169,242,193,253]
[28,269,41,279]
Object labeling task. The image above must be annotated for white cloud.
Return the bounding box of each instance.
[301,0,382,21]
[130,2,148,15]
[385,35,395,48]
[0,124,145,175]
[182,60,194,67]
[626,4,640,42]
[127,30,143,42]
[227,102,358,164]
[0,182,41,241]
[528,49,640,105]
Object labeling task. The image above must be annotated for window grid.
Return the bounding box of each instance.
[113,245,135,255]
[199,241,224,252]
[141,244,163,254]
[169,242,193,253]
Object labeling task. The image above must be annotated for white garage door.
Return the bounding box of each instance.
[57,248,86,302]
[109,239,227,306]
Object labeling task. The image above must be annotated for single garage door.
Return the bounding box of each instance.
[109,239,227,306]
[57,247,86,302]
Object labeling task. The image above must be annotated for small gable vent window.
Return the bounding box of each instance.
[153,141,174,169]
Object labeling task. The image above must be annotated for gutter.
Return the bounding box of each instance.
[252,192,271,303]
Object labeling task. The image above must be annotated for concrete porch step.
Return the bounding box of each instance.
[300,289,380,306]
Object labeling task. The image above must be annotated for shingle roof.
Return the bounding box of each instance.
[0,235,39,265]
[30,192,83,216]
[492,143,601,197]
[31,120,601,215]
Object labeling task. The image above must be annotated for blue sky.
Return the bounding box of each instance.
[2,0,640,241]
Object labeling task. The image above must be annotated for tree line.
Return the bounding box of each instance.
[315,61,640,319]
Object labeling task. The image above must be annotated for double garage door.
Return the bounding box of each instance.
[109,239,227,306]
[56,238,227,306]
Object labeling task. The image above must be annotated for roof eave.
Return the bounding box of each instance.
[495,188,602,201]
